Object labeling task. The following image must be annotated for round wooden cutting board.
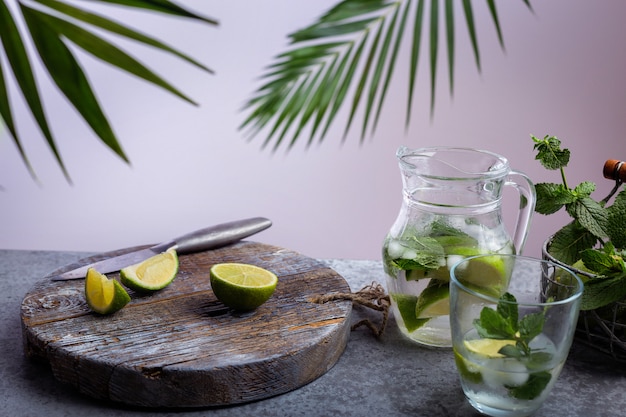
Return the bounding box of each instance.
[21,241,352,408]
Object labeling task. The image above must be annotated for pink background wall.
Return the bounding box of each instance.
[1,1,624,263]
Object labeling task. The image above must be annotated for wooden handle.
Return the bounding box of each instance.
[603,159,626,182]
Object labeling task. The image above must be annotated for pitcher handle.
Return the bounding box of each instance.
[505,171,536,254]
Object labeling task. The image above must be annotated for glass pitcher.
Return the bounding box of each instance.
[382,146,536,347]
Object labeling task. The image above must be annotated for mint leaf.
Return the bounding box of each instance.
[474,293,549,361]
[548,221,599,265]
[473,308,516,340]
[428,221,479,249]
[519,312,545,342]
[527,351,554,369]
[573,181,596,198]
[581,248,623,276]
[506,371,552,400]
[535,183,575,215]
[607,189,626,248]
[581,274,626,310]
[392,258,430,271]
[429,220,470,237]
[497,293,518,331]
[390,236,445,270]
[567,197,609,239]
[531,135,570,170]
[499,344,525,359]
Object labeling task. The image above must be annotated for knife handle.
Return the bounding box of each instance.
[166,217,272,254]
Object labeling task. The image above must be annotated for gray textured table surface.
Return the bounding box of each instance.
[2,249,626,417]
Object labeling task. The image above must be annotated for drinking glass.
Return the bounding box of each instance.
[449,254,583,417]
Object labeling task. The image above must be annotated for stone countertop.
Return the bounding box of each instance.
[2,249,625,417]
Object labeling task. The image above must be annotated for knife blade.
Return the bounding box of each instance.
[49,217,272,281]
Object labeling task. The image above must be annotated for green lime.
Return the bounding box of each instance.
[210,263,278,311]
[454,349,483,384]
[390,293,430,332]
[415,279,450,318]
[85,268,131,315]
[120,248,179,292]
[456,255,513,297]
[464,338,517,358]
[448,246,482,257]
[406,266,450,282]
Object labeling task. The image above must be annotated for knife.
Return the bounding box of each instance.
[49,217,272,281]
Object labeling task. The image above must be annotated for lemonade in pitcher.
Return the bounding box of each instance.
[382,147,535,347]
[383,219,514,345]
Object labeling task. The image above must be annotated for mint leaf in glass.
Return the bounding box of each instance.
[506,371,552,400]
[474,292,546,357]
[473,307,516,340]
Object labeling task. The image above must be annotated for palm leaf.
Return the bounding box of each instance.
[406,0,425,130]
[23,5,197,105]
[0,38,30,179]
[463,0,481,70]
[241,0,532,151]
[90,0,218,24]
[445,0,454,95]
[33,0,213,73]
[0,0,216,182]
[21,4,128,162]
[0,0,67,182]
[428,0,439,114]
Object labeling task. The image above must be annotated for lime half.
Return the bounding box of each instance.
[85,268,131,315]
[210,263,278,311]
[120,248,179,292]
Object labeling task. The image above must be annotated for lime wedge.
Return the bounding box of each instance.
[120,248,178,292]
[390,293,430,332]
[456,254,513,297]
[415,279,450,318]
[454,349,483,384]
[464,338,517,358]
[85,268,130,315]
[210,263,278,311]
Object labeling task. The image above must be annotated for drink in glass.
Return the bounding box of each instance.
[449,254,583,417]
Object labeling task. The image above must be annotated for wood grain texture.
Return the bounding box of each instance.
[21,241,352,408]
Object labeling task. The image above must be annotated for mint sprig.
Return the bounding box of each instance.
[474,293,547,358]
[473,292,553,400]
[531,134,626,310]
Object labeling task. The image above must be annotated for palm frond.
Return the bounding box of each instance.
[241,0,532,151]
[0,0,66,181]
[0,0,217,182]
